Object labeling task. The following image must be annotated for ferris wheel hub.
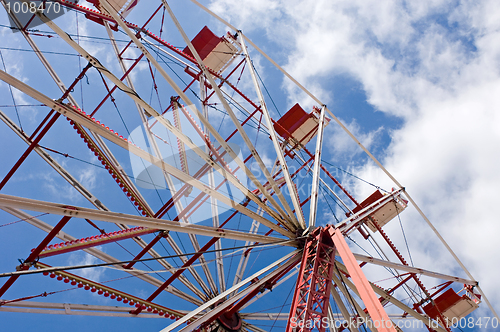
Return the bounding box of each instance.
[216,311,242,332]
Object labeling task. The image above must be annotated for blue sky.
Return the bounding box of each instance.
[1,0,500,331]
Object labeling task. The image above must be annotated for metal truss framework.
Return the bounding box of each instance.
[0,1,495,332]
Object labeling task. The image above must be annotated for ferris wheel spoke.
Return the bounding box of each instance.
[160,0,299,228]
[0,194,295,247]
[238,33,305,230]
[305,105,326,229]
[230,215,262,297]
[330,272,375,332]
[350,253,476,286]
[238,265,300,312]
[368,278,448,332]
[202,81,226,294]
[0,111,104,211]
[0,300,183,318]
[164,235,214,298]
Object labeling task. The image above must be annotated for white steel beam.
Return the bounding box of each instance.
[0,111,107,211]
[0,301,166,317]
[201,75,226,293]
[230,213,262,296]
[237,265,299,311]
[238,31,304,229]
[334,262,448,332]
[0,194,295,246]
[350,252,477,286]
[307,105,326,228]
[159,0,297,228]
[330,283,360,332]
[330,272,375,332]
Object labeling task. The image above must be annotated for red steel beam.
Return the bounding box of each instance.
[0,215,72,297]
[122,231,167,270]
[36,226,155,259]
[329,226,397,332]
[0,64,92,190]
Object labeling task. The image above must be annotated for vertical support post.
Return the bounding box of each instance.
[287,228,336,332]
[308,106,326,229]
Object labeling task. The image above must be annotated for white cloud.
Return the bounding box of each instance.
[67,246,106,282]
[326,119,383,160]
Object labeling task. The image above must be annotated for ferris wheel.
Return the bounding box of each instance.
[0,1,497,331]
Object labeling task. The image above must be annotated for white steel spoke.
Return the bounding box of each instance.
[163,235,213,297]
[330,282,360,332]
[330,272,374,331]
[334,262,448,332]
[350,252,477,286]
[160,0,297,228]
[307,106,326,229]
[201,76,226,293]
[294,152,353,213]
[0,301,170,318]
[238,265,300,311]
[238,32,304,229]
[0,110,106,211]
[230,211,262,296]
[0,194,295,246]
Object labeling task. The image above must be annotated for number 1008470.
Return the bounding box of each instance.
[5,1,61,15]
